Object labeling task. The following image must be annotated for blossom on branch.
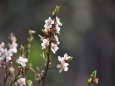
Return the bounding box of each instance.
[51,43,59,54]
[57,56,69,73]
[56,16,62,26]
[44,17,54,29]
[41,38,49,49]
[16,56,28,67]
[17,78,26,86]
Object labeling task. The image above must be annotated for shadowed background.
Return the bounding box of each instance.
[0,0,115,86]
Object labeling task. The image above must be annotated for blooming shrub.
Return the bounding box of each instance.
[0,5,98,86]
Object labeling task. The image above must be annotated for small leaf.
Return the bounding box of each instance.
[67,56,73,62]
[27,44,31,49]
[42,29,45,33]
[20,45,24,51]
[29,30,36,35]
[29,63,32,67]
[52,5,60,16]
[88,78,92,83]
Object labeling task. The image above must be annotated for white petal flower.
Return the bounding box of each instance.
[16,56,28,67]
[0,42,5,50]
[41,38,49,49]
[51,43,59,54]
[0,48,7,59]
[9,42,18,53]
[56,16,62,26]
[6,50,13,62]
[9,67,15,73]
[44,17,54,28]
[57,61,69,73]
[17,78,26,86]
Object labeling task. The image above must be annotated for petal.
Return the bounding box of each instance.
[64,63,69,67]
[57,64,61,68]
[64,67,68,71]
[59,68,63,73]
[16,59,19,63]
[58,56,62,61]
[24,58,28,63]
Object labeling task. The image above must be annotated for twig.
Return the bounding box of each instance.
[10,69,21,86]
[42,32,52,86]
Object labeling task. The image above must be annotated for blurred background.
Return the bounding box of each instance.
[0,0,115,86]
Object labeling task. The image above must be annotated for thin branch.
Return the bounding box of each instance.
[10,69,21,86]
[42,32,52,86]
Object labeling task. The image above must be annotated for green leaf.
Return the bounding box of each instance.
[91,70,97,78]
[66,56,73,62]
[42,29,45,33]
[88,78,92,83]
[52,5,60,16]
[29,36,34,42]
[29,63,32,67]
[27,44,31,49]
[20,45,24,51]
[29,30,36,35]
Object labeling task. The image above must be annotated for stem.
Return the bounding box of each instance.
[4,58,8,86]
[10,70,21,86]
[42,33,52,86]
[88,83,90,86]
[4,72,10,86]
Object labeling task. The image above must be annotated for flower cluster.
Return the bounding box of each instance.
[57,53,72,73]
[39,16,62,54]
[0,34,18,67]
[0,5,98,86]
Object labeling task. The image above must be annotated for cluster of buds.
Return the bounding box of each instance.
[88,70,99,85]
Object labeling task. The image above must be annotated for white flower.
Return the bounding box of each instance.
[5,50,13,62]
[17,78,26,86]
[9,67,15,73]
[51,43,59,54]
[41,38,49,49]
[0,48,7,59]
[44,17,54,28]
[57,61,69,73]
[55,25,61,34]
[0,42,5,50]
[9,42,18,53]
[16,56,28,67]
[56,16,62,26]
